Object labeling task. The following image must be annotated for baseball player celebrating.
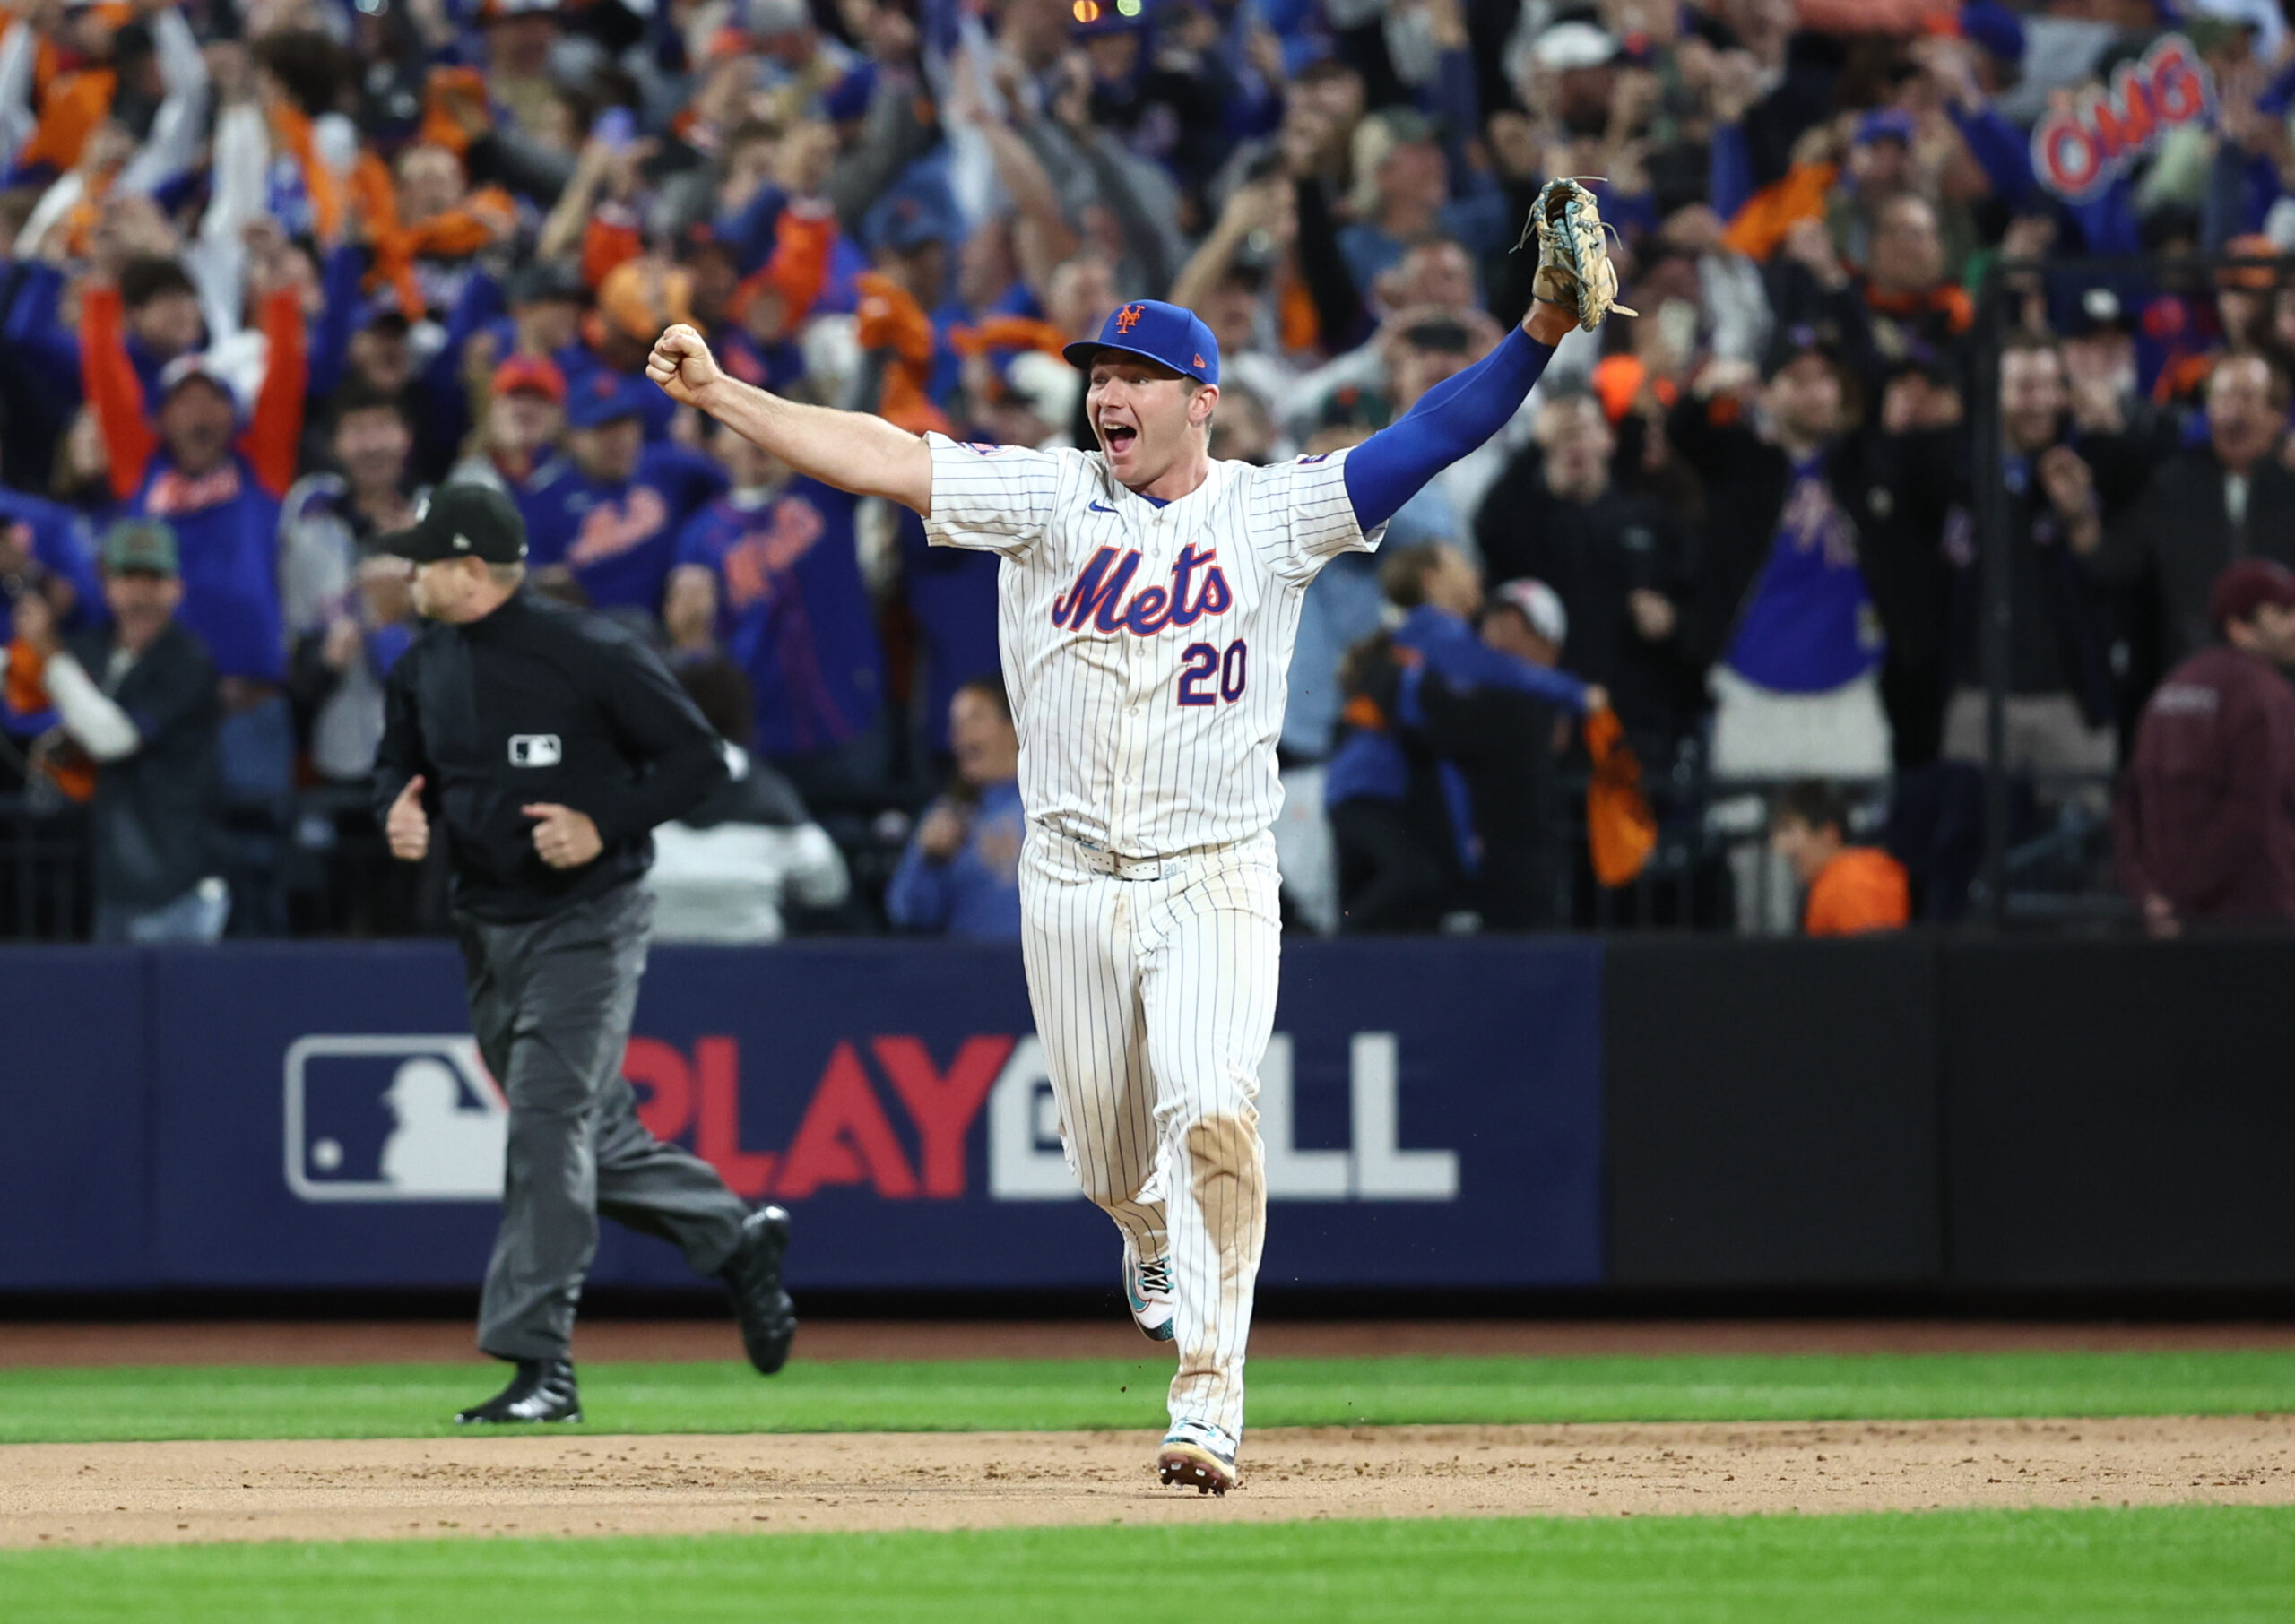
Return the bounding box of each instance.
[649,183,1624,1495]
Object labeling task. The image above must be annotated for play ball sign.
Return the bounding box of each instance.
[2031,34,2213,205]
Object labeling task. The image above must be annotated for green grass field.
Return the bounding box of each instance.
[5,1346,2290,1620]
[2,1348,2291,1444]
[6,1507,2293,1624]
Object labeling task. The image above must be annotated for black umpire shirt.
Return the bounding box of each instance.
[373,590,730,922]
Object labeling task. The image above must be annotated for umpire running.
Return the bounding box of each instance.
[368,484,794,1424]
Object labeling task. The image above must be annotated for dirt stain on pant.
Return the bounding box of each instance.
[1186,1110,1267,1309]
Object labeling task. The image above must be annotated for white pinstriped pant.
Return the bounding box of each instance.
[1018,825,1279,1442]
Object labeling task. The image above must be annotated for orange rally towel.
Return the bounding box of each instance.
[949,315,1070,359]
[1721,160,1839,263]
[853,272,949,436]
[1583,704,1657,887]
[4,638,48,717]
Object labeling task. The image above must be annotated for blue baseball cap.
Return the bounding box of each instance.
[863,168,964,255]
[1958,1,2026,65]
[1855,108,1917,148]
[1061,299,1220,387]
[565,368,654,429]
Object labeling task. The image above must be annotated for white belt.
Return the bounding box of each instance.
[1036,826,1195,882]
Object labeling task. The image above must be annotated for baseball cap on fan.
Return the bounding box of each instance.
[366,484,530,566]
[1062,299,1221,386]
[157,351,248,418]
[1495,578,1568,648]
[566,368,658,428]
[2209,557,2295,630]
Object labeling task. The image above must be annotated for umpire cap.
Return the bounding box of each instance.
[367,484,530,565]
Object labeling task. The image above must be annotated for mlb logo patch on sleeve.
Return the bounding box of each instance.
[508,734,563,766]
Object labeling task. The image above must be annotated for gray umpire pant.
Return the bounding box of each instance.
[460,880,749,1361]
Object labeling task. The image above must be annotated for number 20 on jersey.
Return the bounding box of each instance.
[1177,640,1248,705]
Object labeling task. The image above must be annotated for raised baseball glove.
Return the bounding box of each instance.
[1516,177,1637,333]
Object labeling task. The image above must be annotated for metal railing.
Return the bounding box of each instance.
[0,791,88,942]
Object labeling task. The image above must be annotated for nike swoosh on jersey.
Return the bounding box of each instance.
[1087,500,1118,514]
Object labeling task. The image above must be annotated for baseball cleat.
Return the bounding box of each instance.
[721,1205,798,1375]
[1123,1242,1176,1343]
[455,1358,582,1424]
[1157,1420,1239,1496]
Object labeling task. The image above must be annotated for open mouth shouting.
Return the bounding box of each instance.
[1099,416,1139,461]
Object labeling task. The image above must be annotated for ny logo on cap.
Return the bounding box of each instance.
[1115,304,1145,333]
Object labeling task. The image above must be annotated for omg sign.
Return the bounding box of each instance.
[2031,34,2213,205]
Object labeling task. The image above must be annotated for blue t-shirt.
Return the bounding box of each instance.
[673,478,884,757]
[884,778,1025,940]
[523,443,727,615]
[1725,456,1884,694]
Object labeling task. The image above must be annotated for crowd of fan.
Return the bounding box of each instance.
[5,0,2295,945]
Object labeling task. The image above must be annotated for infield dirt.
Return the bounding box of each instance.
[5,1414,2291,1549]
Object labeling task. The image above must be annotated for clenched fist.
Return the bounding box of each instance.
[647,324,723,408]
[523,802,603,869]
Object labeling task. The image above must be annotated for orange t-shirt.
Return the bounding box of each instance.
[1804,847,1910,937]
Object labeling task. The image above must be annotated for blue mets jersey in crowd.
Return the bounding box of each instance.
[673,477,885,759]
[521,443,727,615]
[128,456,286,684]
[896,505,1001,756]
[1725,454,1884,695]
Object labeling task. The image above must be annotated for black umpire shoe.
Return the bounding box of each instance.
[455,1358,582,1424]
[721,1205,797,1375]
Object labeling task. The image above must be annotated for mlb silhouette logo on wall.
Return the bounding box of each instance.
[284,1035,507,1201]
[2031,34,2213,205]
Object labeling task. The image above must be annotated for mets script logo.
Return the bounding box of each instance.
[720,497,826,611]
[1115,304,1145,333]
[567,488,671,566]
[1050,545,1232,636]
[144,462,244,517]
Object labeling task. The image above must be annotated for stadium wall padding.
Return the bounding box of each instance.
[4,936,2292,1295]
[1936,939,2295,1290]
[0,947,152,1289]
[0,938,1604,1292]
[1603,937,1943,1290]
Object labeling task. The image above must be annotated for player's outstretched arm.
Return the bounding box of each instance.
[1340,300,1574,533]
[648,324,935,515]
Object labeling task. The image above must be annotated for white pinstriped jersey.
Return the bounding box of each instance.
[922,431,1383,859]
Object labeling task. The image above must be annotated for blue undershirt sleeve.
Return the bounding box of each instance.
[1437,636,1594,713]
[1341,326,1556,532]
